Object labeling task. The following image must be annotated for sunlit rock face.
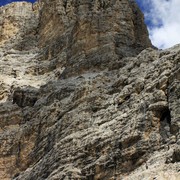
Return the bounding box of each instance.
[0,2,39,49]
[38,0,152,77]
[0,0,179,180]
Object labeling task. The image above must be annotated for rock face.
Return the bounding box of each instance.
[38,0,152,77]
[0,0,179,180]
[0,2,39,49]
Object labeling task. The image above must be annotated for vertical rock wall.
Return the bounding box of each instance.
[38,0,152,77]
[0,0,179,180]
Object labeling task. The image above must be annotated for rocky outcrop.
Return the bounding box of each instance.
[0,0,179,180]
[38,0,152,77]
[0,2,39,49]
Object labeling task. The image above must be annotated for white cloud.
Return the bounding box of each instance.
[143,0,180,49]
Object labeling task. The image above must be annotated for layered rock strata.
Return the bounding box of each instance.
[0,0,179,180]
[38,0,152,77]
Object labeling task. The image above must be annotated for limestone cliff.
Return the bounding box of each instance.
[38,0,152,77]
[0,0,179,180]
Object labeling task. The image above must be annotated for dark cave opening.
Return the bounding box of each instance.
[159,107,172,142]
[160,107,171,125]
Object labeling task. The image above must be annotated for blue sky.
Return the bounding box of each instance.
[0,0,36,6]
[136,0,180,49]
[0,0,180,49]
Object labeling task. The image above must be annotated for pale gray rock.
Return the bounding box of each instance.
[0,0,179,180]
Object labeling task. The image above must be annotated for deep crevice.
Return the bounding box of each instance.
[160,107,171,124]
[159,107,171,142]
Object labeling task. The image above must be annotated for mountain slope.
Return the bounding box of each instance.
[0,0,179,179]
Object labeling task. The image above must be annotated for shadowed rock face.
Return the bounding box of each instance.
[0,0,179,180]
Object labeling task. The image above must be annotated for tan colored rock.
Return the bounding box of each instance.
[0,0,179,180]
[0,2,39,49]
[38,0,152,77]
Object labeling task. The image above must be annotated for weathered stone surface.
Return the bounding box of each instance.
[0,0,179,180]
[38,0,152,78]
[0,2,39,49]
